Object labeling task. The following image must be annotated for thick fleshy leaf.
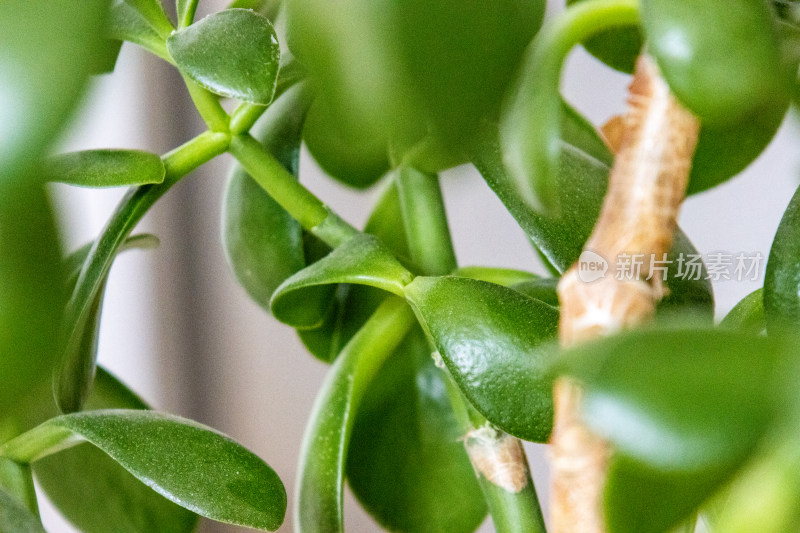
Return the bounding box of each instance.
[0,0,108,182]
[765,183,800,333]
[124,0,174,37]
[719,288,764,334]
[297,182,412,362]
[346,327,487,532]
[455,266,537,288]
[512,278,559,307]
[271,234,414,328]
[568,0,642,73]
[50,150,165,188]
[471,124,714,319]
[222,84,311,311]
[2,410,286,531]
[0,184,66,421]
[302,97,390,189]
[176,0,199,27]
[36,369,198,533]
[642,0,787,125]
[56,235,160,414]
[108,1,169,60]
[0,487,45,533]
[559,328,785,533]
[296,298,415,533]
[167,9,281,104]
[404,276,559,441]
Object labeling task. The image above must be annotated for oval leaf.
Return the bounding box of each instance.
[3,410,286,531]
[271,234,414,328]
[222,84,311,311]
[346,327,487,532]
[765,183,800,333]
[49,150,165,188]
[559,328,784,533]
[35,369,198,533]
[167,9,281,104]
[404,276,559,441]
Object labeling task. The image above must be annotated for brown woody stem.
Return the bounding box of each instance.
[551,55,700,532]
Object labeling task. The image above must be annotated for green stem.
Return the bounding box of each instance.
[395,167,546,533]
[57,131,230,412]
[229,103,268,135]
[501,0,640,213]
[395,167,457,275]
[183,77,230,133]
[229,133,358,247]
[296,297,416,533]
[177,0,200,29]
[0,424,77,465]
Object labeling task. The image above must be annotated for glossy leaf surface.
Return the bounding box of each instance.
[719,288,765,334]
[36,369,198,533]
[642,0,788,125]
[0,0,108,182]
[167,9,281,104]
[108,1,169,60]
[560,328,784,533]
[50,150,165,188]
[296,298,415,533]
[471,124,714,319]
[271,234,414,328]
[765,183,800,333]
[222,85,310,311]
[346,327,487,532]
[512,278,560,307]
[404,276,559,441]
[7,410,286,531]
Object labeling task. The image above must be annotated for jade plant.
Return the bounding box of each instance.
[1,0,800,532]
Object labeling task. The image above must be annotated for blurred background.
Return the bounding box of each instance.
[42,0,800,531]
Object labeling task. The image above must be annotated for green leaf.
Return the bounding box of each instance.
[346,327,487,532]
[642,0,788,125]
[108,1,170,61]
[0,487,45,533]
[0,183,66,422]
[765,183,800,333]
[302,97,390,189]
[271,234,414,328]
[56,235,160,414]
[2,410,287,531]
[50,150,165,188]
[167,9,281,104]
[296,298,416,533]
[559,328,785,533]
[222,84,311,311]
[511,278,560,307]
[455,266,538,287]
[0,0,109,182]
[720,288,765,334]
[471,124,714,320]
[36,368,198,533]
[560,100,614,166]
[124,0,174,37]
[404,276,559,441]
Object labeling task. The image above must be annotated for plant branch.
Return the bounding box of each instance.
[553,55,700,532]
[395,167,546,533]
[182,77,230,133]
[228,133,359,247]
